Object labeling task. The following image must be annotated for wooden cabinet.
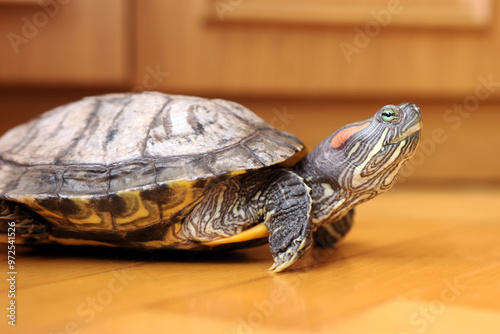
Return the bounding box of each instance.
[0,0,133,86]
[1,0,496,97]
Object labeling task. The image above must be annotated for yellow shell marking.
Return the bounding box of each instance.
[66,198,104,225]
[160,180,197,219]
[16,197,66,224]
[162,222,183,244]
[114,190,151,226]
[201,222,269,246]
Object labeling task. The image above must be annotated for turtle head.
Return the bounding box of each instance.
[331,102,422,193]
[301,103,422,196]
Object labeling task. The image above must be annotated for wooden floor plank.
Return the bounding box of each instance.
[324,300,500,334]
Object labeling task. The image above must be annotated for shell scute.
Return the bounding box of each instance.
[60,167,109,196]
[109,161,156,193]
[155,156,213,183]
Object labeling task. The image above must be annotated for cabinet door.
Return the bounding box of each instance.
[0,0,132,86]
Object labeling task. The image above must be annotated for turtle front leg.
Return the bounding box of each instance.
[265,170,313,273]
[177,168,313,272]
[313,209,354,248]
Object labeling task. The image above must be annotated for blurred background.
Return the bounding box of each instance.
[0,0,499,187]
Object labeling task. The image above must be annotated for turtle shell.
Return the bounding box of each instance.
[0,92,303,245]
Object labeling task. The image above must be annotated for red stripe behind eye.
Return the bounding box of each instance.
[330,122,369,149]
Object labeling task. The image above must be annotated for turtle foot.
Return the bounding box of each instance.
[268,237,310,273]
[265,170,313,273]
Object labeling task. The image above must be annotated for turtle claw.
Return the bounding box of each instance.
[267,262,278,272]
[268,257,296,273]
[268,237,310,273]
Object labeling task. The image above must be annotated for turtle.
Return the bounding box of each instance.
[0,92,422,272]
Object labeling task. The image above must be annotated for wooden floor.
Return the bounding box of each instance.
[2,186,500,334]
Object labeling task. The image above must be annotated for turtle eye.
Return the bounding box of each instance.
[381,109,397,123]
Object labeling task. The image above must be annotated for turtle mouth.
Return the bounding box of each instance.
[387,121,422,145]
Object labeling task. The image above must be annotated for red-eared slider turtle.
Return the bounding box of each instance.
[0,92,422,272]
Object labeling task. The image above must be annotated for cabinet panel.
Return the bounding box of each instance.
[136,0,500,99]
[0,0,133,86]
